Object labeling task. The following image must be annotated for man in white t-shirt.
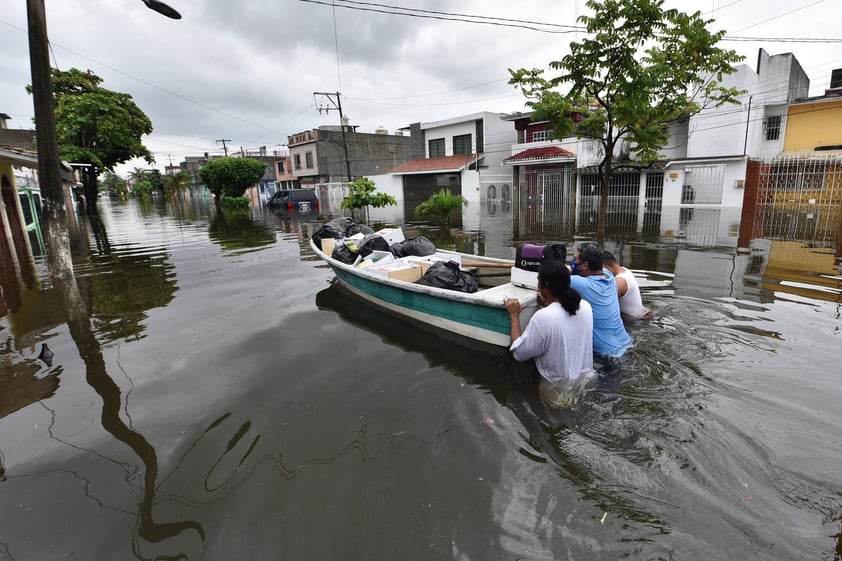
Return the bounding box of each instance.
[603,251,653,320]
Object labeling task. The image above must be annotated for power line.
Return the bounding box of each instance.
[298,0,583,33]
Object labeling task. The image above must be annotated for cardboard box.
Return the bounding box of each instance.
[511,266,539,289]
[320,237,336,256]
[375,227,405,245]
[368,262,423,283]
[407,259,432,276]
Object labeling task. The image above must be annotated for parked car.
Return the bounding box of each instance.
[266,189,320,213]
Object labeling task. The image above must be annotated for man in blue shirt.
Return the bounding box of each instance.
[569,243,632,357]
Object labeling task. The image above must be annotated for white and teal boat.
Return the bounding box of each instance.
[309,238,538,347]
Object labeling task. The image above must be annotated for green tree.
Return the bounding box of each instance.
[199,157,266,205]
[341,177,397,223]
[147,169,164,194]
[99,171,126,195]
[509,0,743,240]
[48,68,155,215]
[131,179,154,199]
[162,171,191,195]
[414,189,468,227]
[127,167,150,185]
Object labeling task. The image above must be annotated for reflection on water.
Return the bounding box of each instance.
[208,213,275,254]
[0,197,840,560]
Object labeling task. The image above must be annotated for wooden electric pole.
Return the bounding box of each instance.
[27,0,74,279]
[216,139,231,156]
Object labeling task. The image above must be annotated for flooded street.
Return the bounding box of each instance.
[1,197,841,560]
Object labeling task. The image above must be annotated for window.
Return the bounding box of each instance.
[531,130,548,142]
[453,134,472,155]
[305,152,314,168]
[294,154,301,170]
[429,138,445,158]
[277,161,285,173]
[764,115,782,141]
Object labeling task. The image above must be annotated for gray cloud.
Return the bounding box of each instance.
[2,0,840,174]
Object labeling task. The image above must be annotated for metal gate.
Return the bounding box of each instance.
[516,167,574,238]
[753,152,842,247]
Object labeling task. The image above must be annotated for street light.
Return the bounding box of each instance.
[26,0,180,278]
[140,0,182,19]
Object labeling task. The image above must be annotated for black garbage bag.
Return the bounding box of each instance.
[416,261,478,293]
[332,243,358,264]
[347,223,375,237]
[356,234,391,258]
[311,223,345,249]
[391,236,436,258]
[325,216,356,233]
[313,217,375,248]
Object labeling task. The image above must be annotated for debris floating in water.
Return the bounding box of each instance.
[600,512,608,524]
[37,343,54,367]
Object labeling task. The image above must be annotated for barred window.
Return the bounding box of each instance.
[764,115,782,141]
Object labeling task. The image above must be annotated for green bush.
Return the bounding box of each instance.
[414,189,468,226]
[341,177,397,210]
[130,179,154,199]
[219,196,251,212]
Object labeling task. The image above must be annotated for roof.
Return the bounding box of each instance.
[0,145,39,168]
[1,145,77,180]
[772,149,842,162]
[503,146,576,165]
[388,154,483,175]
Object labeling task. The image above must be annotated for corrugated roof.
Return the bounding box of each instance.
[503,146,576,165]
[0,145,39,168]
[772,149,842,161]
[388,154,483,175]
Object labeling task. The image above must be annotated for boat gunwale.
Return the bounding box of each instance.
[308,238,534,308]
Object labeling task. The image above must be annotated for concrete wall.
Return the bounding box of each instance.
[687,64,757,157]
[289,128,412,183]
[687,50,810,160]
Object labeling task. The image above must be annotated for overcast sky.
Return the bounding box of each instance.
[2,0,840,175]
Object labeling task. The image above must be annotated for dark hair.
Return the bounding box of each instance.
[538,261,581,316]
[603,250,618,265]
[578,243,604,271]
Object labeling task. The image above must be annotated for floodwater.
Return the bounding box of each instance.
[1,196,841,561]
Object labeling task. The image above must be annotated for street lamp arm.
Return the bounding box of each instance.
[140,0,181,19]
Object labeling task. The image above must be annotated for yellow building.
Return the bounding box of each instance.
[754,92,842,251]
[784,97,842,151]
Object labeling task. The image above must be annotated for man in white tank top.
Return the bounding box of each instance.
[603,251,653,320]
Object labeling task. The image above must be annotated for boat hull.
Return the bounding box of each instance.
[310,239,536,347]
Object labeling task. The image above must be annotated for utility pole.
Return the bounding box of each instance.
[28,0,74,278]
[216,138,231,156]
[314,92,352,183]
[27,0,181,280]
